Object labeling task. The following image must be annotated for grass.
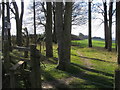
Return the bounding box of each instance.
[6,40,117,89]
[72,39,116,48]
[39,39,117,89]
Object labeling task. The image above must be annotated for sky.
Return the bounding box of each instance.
[0,0,116,40]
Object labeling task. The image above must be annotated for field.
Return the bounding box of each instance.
[38,39,117,89]
[6,39,117,88]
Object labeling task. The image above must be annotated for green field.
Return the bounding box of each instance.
[72,39,116,48]
[38,39,117,89]
[10,39,117,88]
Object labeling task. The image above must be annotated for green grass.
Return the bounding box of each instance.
[72,39,116,48]
[8,40,117,88]
[38,39,117,89]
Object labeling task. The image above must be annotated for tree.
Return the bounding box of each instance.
[6,0,11,51]
[33,0,37,44]
[63,2,72,68]
[115,1,120,89]
[12,0,24,46]
[116,1,120,65]
[72,2,88,26]
[0,2,1,18]
[56,2,72,71]
[2,0,5,53]
[108,0,113,51]
[103,1,109,49]
[52,2,57,44]
[116,1,119,52]
[45,2,53,57]
[88,0,92,47]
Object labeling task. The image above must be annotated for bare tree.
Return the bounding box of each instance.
[56,2,72,71]
[33,0,37,44]
[115,1,120,89]
[116,1,120,65]
[103,1,109,49]
[108,0,113,51]
[2,0,5,44]
[88,0,92,47]
[6,0,11,51]
[116,0,119,52]
[12,0,24,46]
[45,2,53,57]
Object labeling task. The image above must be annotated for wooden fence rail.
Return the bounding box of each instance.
[4,44,41,88]
[12,46,30,51]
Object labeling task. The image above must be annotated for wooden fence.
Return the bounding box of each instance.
[3,41,41,88]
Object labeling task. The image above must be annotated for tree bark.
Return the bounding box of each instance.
[6,0,12,51]
[117,1,120,64]
[56,2,72,71]
[88,1,92,47]
[53,2,57,44]
[45,2,53,57]
[2,0,5,51]
[12,0,24,46]
[33,0,37,44]
[116,2,119,51]
[103,1,109,49]
[63,2,72,68]
[108,0,113,51]
[56,2,64,70]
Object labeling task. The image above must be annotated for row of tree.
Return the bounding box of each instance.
[1,0,120,88]
[1,0,119,70]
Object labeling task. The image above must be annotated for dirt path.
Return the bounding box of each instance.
[77,51,94,69]
[42,50,94,89]
[42,77,76,89]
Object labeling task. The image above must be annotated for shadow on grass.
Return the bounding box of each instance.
[66,64,113,88]
[71,54,116,64]
[43,59,114,88]
[42,70,70,89]
[71,63,114,77]
[47,57,58,64]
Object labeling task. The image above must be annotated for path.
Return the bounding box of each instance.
[77,51,94,69]
[42,77,76,89]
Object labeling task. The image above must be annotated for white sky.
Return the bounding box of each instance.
[0,0,116,40]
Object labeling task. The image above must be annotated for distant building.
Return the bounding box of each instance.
[71,34,81,40]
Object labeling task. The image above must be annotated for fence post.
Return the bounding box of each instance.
[10,70,15,88]
[3,40,11,72]
[115,67,120,90]
[39,42,41,53]
[30,45,41,88]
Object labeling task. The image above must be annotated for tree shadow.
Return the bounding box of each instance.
[47,57,58,64]
[71,63,114,77]
[42,70,70,89]
[71,54,116,64]
[66,64,113,88]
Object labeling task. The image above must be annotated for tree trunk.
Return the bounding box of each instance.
[6,0,12,51]
[53,2,57,44]
[103,1,109,49]
[116,2,119,51]
[33,0,37,44]
[115,1,120,89]
[63,2,72,68]
[108,0,113,51]
[88,1,92,47]
[2,0,5,52]
[45,2,53,57]
[117,1,120,64]
[56,2,64,70]
[12,0,24,46]
[56,2,72,71]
